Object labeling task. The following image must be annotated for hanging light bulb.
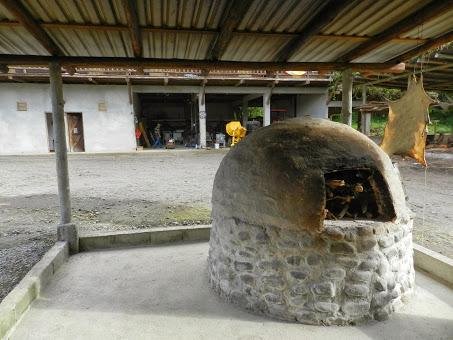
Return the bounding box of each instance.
[285,71,306,76]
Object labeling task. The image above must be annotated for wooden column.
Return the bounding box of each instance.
[198,91,207,148]
[341,68,353,126]
[263,92,271,126]
[242,96,249,127]
[49,61,78,253]
[360,85,371,135]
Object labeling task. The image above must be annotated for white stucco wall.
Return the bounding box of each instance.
[0,84,136,154]
[296,93,329,119]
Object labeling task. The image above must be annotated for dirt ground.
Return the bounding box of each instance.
[1,149,452,301]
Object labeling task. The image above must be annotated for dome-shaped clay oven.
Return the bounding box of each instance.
[208,117,414,325]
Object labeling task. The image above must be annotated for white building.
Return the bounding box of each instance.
[0,73,330,154]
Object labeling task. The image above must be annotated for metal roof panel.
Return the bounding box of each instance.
[0,27,49,55]
[221,35,292,62]
[46,28,132,57]
[137,0,228,29]
[353,40,422,63]
[289,38,361,62]
[142,31,214,59]
[322,0,431,37]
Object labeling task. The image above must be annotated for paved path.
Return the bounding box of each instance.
[10,242,453,340]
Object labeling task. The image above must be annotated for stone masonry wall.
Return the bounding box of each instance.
[208,216,415,325]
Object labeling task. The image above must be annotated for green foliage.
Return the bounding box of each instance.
[329,71,404,102]
[429,107,453,134]
[370,114,388,136]
[247,107,264,119]
[330,107,452,137]
[329,69,453,136]
[364,87,402,101]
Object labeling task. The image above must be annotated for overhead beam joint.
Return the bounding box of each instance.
[207,0,253,60]
[276,0,349,62]
[123,0,142,58]
[0,0,63,56]
[337,0,453,62]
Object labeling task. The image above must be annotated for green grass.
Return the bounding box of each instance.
[164,205,211,224]
[331,109,453,136]
[429,109,453,135]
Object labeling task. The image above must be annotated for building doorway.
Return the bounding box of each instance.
[45,112,55,152]
[66,112,85,152]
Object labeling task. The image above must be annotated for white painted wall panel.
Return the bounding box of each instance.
[0,84,136,154]
[0,84,50,154]
[296,93,329,119]
[62,85,135,153]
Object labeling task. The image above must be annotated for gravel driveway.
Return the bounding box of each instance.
[1,148,452,301]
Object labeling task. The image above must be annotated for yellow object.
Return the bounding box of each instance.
[226,121,247,146]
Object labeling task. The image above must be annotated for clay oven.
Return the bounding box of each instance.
[208,117,414,325]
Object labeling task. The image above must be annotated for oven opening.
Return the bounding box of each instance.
[324,168,396,221]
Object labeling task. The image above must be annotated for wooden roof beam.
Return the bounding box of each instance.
[0,0,62,56]
[276,0,349,62]
[123,0,142,58]
[206,0,253,61]
[389,30,453,64]
[337,0,453,62]
[0,54,406,73]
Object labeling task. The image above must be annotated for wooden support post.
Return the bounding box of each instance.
[341,68,353,126]
[242,96,249,127]
[123,0,142,58]
[360,85,371,135]
[49,61,78,253]
[263,92,271,126]
[198,91,207,148]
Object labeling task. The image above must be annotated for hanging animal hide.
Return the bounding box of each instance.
[380,75,435,166]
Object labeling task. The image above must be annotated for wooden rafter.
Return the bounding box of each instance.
[276,0,349,62]
[358,62,453,87]
[389,30,453,64]
[206,0,253,61]
[123,0,142,58]
[0,54,406,73]
[0,0,62,56]
[337,0,453,62]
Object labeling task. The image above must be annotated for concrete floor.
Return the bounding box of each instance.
[10,243,453,340]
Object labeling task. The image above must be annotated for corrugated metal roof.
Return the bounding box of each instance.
[47,28,133,57]
[322,0,430,36]
[0,27,49,55]
[143,31,214,59]
[21,0,127,24]
[353,40,422,63]
[289,38,361,62]
[356,45,453,92]
[0,3,15,20]
[402,7,453,39]
[221,35,292,62]
[0,0,450,67]
[137,0,228,29]
[237,0,324,33]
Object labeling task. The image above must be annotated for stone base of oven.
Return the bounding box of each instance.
[208,217,415,325]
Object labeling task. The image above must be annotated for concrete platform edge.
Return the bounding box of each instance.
[2,229,452,339]
[0,242,69,340]
[79,225,211,251]
[79,227,453,288]
[413,243,453,287]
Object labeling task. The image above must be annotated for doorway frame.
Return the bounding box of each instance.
[66,112,85,152]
